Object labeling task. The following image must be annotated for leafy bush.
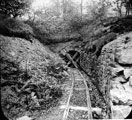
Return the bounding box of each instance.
[0,18,35,41]
[80,52,110,118]
[68,15,89,31]
[27,18,69,35]
[26,19,82,44]
[1,57,69,119]
[0,0,30,18]
[85,32,116,57]
[26,21,51,44]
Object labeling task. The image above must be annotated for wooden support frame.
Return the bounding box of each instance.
[67,52,79,65]
[62,49,80,68]
[65,52,79,69]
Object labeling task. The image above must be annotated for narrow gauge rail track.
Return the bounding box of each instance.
[62,68,93,120]
[61,49,93,120]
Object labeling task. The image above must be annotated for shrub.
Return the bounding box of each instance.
[0,18,34,41]
[26,21,50,44]
[0,0,30,18]
[1,57,68,119]
[68,15,83,31]
[67,15,93,32]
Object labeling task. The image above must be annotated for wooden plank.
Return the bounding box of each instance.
[65,53,78,68]
[67,52,78,65]
[75,57,80,63]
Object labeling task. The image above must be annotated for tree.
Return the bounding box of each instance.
[62,0,65,20]
[80,0,83,19]
[52,0,61,17]
[61,0,77,21]
[90,0,111,21]
[0,0,31,18]
[113,0,132,17]
[113,0,124,17]
[124,0,132,15]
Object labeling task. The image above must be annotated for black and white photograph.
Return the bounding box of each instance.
[0,0,132,119]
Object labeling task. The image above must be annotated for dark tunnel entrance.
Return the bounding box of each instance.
[60,50,80,68]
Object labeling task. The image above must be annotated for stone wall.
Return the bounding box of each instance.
[99,32,132,119]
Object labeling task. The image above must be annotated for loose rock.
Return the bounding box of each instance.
[124,69,132,79]
[111,67,124,77]
[114,76,126,83]
[117,48,132,65]
[110,82,132,105]
[129,76,132,86]
[112,105,132,119]
[16,116,32,120]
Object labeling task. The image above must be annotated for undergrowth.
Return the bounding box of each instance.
[80,52,110,118]
[0,18,34,41]
[1,58,69,119]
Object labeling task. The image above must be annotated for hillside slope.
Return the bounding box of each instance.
[0,18,69,120]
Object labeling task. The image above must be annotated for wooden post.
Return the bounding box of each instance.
[67,52,79,65]
[80,0,83,20]
[65,53,79,69]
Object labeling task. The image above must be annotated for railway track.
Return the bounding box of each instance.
[38,50,101,120]
[62,68,93,120]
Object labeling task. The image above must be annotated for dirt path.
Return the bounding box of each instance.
[38,68,93,120]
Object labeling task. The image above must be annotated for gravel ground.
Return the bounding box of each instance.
[70,89,87,107]
[67,109,88,120]
[74,80,85,88]
[59,89,71,105]
[38,106,65,120]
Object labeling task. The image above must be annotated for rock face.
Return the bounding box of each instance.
[116,47,132,65]
[111,105,131,119]
[129,76,132,86]
[16,116,32,120]
[124,69,132,79]
[99,32,132,119]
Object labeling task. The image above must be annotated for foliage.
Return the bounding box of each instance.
[26,15,83,44]
[0,0,31,18]
[80,52,111,118]
[90,0,112,22]
[26,20,51,43]
[26,20,70,44]
[108,15,132,33]
[113,0,132,17]
[26,0,81,35]
[62,0,79,20]
[113,0,124,17]
[68,15,85,31]
[1,56,69,119]
[0,18,34,41]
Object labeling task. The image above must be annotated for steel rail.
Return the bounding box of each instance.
[62,49,93,120]
[62,69,75,120]
[77,69,93,119]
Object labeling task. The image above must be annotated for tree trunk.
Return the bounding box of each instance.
[62,0,65,21]
[80,0,83,20]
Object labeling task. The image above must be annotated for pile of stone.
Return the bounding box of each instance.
[100,32,132,119]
